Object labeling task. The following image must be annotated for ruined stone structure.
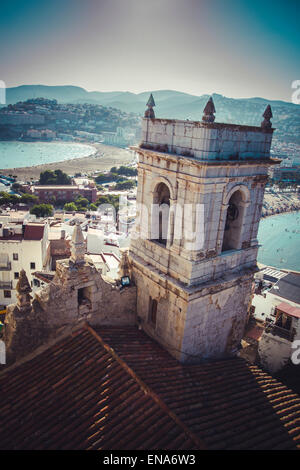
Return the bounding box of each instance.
[4,224,136,364]
[128,96,278,362]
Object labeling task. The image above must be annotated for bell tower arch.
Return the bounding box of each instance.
[129,95,278,362]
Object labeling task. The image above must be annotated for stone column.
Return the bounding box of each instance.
[70,222,86,265]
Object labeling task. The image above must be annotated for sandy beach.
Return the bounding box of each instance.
[0,143,136,181]
[262,191,300,218]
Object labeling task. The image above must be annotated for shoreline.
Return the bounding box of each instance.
[0,142,135,180]
[261,206,300,220]
[258,209,300,272]
[257,261,300,275]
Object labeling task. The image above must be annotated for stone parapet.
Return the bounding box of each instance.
[140,117,274,161]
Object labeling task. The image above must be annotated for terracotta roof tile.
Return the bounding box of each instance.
[96,326,300,450]
[23,224,45,240]
[0,325,198,450]
[1,324,300,450]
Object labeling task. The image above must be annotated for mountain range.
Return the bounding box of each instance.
[3,85,300,145]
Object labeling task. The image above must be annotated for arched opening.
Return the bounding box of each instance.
[148,297,158,327]
[151,182,170,246]
[222,190,245,252]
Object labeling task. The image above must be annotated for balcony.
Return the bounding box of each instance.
[0,262,11,271]
[0,281,12,290]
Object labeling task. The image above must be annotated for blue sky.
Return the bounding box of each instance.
[0,0,299,101]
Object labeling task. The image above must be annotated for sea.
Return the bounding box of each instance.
[257,211,300,271]
[0,141,96,169]
[0,141,299,271]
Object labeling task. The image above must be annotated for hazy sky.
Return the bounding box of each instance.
[0,0,299,101]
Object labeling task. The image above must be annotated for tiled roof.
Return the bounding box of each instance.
[244,325,264,341]
[97,326,300,450]
[23,224,45,241]
[1,324,300,450]
[0,325,200,451]
[277,302,300,319]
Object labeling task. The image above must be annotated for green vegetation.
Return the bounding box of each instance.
[19,193,39,205]
[0,191,38,206]
[94,173,117,184]
[110,166,137,177]
[63,202,77,212]
[30,203,53,217]
[94,166,137,185]
[96,194,120,213]
[39,169,71,185]
[0,192,19,206]
[75,196,89,211]
[63,197,96,213]
[115,180,135,190]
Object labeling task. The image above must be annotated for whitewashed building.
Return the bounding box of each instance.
[0,221,49,306]
[257,273,300,373]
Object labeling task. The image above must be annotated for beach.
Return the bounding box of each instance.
[0,142,135,181]
[262,191,300,218]
[257,211,300,271]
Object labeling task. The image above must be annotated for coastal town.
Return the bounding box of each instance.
[2,0,300,456]
[0,95,299,383]
[0,97,141,147]
[0,92,300,453]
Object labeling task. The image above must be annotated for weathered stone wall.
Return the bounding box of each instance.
[141,118,273,160]
[131,256,187,362]
[35,257,137,329]
[128,121,274,362]
[258,317,300,374]
[4,300,49,365]
[4,255,137,364]
[130,251,254,363]
[130,148,267,286]
[259,334,293,375]
[181,276,253,361]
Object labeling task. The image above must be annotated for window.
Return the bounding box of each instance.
[148,297,158,327]
[77,286,92,307]
[30,262,36,270]
[14,272,19,279]
[151,182,170,246]
[4,290,11,298]
[222,190,245,252]
[13,253,18,261]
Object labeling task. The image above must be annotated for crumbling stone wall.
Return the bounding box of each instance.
[4,254,136,365]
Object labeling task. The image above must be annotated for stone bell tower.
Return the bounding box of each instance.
[129,94,278,362]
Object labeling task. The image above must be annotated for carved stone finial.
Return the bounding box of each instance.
[118,249,130,278]
[261,104,273,129]
[144,93,155,118]
[202,97,216,122]
[16,269,32,311]
[70,222,85,265]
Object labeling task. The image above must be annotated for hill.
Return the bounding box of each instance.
[4,85,300,145]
